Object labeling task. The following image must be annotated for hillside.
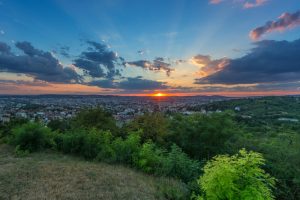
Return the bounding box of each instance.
[0,144,187,200]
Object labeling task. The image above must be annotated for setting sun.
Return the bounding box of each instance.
[153,93,167,97]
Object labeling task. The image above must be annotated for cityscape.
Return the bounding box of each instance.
[0,95,232,125]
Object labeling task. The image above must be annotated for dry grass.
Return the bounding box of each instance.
[0,144,188,200]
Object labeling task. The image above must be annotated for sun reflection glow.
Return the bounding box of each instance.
[153,93,167,97]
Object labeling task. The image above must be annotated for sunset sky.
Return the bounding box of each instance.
[0,0,300,96]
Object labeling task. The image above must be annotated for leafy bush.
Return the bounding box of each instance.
[162,144,201,183]
[72,107,119,134]
[81,128,105,159]
[47,119,71,132]
[53,129,116,161]
[125,112,170,144]
[134,142,200,183]
[134,141,165,174]
[10,122,53,152]
[197,149,276,200]
[14,145,30,157]
[95,131,116,162]
[58,130,86,154]
[112,131,141,164]
[0,118,28,141]
[168,112,239,160]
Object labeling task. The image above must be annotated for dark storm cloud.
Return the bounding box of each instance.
[89,79,116,89]
[73,41,124,78]
[0,41,81,83]
[89,76,169,90]
[250,10,300,40]
[0,42,11,54]
[195,39,300,85]
[126,57,174,76]
[254,81,300,91]
[74,59,105,77]
[118,77,169,90]
[0,79,50,86]
[15,41,42,56]
[195,81,300,93]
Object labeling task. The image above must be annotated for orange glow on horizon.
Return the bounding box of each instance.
[0,81,299,97]
[152,92,167,97]
[119,90,300,97]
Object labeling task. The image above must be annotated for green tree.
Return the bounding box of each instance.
[72,107,118,134]
[162,144,201,183]
[47,119,71,132]
[10,122,53,152]
[196,149,275,200]
[168,112,239,160]
[125,112,169,144]
[0,118,28,140]
[134,141,165,174]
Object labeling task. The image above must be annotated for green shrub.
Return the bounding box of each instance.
[134,142,200,183]
[162,144,201,183]
[95,131,116,162]
[14,145,30,157]
[197,149,276,200]
[72,107,119,134]
[112,132,141,164]
[81,129,104,159]
[125,112,170,144]
[0,118,28,140]
[59,130,86,154]
[47,119,71,132]
[168,112,239,160]
[134,141,165,174]
[54,129,116,161]
[10,122,52,152]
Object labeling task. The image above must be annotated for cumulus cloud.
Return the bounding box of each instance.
[250,10,300,40]
[195,39,300,85]
[88,79,116,89]
[118,77,169,90]
[126,57,174,76]
[0,41,81,83]
[89,76,169,90]
[73,40,124,78]
[0,42,11,54]
[191,55,229,77]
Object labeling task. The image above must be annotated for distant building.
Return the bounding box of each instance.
[0,114,11,123]
[278,118,299,122]
[234,106,241,111]
[16,112,27,118]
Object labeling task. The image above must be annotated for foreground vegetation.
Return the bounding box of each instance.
[1,96,299,199]
[0,144,187,200]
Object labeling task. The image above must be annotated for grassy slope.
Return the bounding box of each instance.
[0,145,187,200]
